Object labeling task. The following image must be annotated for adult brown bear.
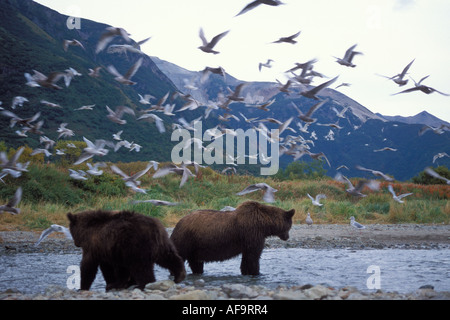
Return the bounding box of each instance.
[170,201,295,276]
[67,210,186,291]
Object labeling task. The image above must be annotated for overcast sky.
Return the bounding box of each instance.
[34,0,450,122]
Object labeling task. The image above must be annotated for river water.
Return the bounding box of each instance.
[0,248,449,294]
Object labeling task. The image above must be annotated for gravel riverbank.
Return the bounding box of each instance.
[1,224,449,300]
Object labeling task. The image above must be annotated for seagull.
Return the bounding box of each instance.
[41,100,62,109]
[34,224,72,247]
[64,67,82,87]
[307,151,331,167]
[106,105,135,125]
[96,26,132,54]
[111,163,152,187]
[137,113,165,133]
[63,39,85,52]
[272,31,301,44]
[113,130,123,141]
[307,193,326,206]
[24,70,65,89]
[332,105,349,118]
[236,182,278,203]
[259,59,274,71]
[11,96,29,109]
[138,94,155,105]
[355,165,394,182]
[235,0,284,16]
[387,185,413,203]
[0,187,22,215]
[220,206,236,211]
[334,44,363,67]
[86,162,106,176]
[107,57,143,85]
[418,124,450,136]
[69,169,88,180]
[153,163,196,188]
[291,99,328,123]
[130,199,179,206]
[75,104,96,111]
[88,67,102,78]
[200,66,226,83]
[424,167,450,185]
[57,123,75,139]
[74,137,113,165]
[198,28,229,54]
[335,173,380,198]
[350,216,366,231]
[433,152,449,163]
[377,59,415,86]
[305,212,313,226]
[107,36,151,55]
[1,110,41,129]
[373,147,397,152]
[393,75,449,96]
[300,76,339,100]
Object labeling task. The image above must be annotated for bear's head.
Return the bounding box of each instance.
[236,201,295,241]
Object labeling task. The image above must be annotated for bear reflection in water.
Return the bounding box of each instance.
[171,201,295,276]
[67,210,186,291]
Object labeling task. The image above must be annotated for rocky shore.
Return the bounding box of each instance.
[1,224,449,300]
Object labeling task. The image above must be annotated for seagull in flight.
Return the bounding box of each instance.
[236,182,278,203]
[355,165,394,182]
[334,44,363,67]
[0,187,22,215]
[424,167,450,185]
[272,31,301,44]
[307,193,326,206]
[377,59,415,86]
[130,199,179,206]
[96,27,131,54]
[387,185,413,203]
[198,28,229,54]
[235,0,284,17]
[300,76,339,100]
[107,57,143,85]
[34,224,72,247]
[393,75,449,96]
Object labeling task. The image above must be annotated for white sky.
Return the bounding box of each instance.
[34,0,450,122]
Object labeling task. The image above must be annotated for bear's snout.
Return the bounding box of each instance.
[278,232,290,241]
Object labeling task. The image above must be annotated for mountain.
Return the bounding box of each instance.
[377,111,450,127]
[0,0,180,163]
[153,57,450,181]
[0,0,448,181]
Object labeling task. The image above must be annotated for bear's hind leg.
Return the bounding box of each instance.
[130,262,156,290]
[188,259,204,274]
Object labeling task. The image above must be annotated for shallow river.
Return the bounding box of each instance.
[0,248,449,294]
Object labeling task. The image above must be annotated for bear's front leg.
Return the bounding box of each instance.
[240,244,264,276]
[80,254,99,290]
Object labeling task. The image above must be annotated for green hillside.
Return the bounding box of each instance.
[0,0,180,163]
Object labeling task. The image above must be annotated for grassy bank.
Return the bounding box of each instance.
[0,162,449,231]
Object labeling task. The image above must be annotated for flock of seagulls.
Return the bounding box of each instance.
[1,2,449,244]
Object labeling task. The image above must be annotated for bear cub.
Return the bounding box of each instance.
[67,210,186,291]
[170,201,295,276]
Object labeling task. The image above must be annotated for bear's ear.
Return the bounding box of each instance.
[285,209,295,219]
[67,212,75,223]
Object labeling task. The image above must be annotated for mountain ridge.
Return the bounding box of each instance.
[0,0,448,181]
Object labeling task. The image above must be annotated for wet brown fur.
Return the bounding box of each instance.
[170,201,295,275]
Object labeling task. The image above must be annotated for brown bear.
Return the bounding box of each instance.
[67,210,186,291]
[170,201,295,276]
